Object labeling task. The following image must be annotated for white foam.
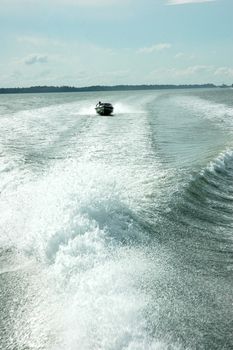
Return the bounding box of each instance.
[173,95,233,131]
[0,94,174,349]
[204,148,233,175]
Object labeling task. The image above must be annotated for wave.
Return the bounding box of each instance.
[188,148,233,217]
[160,148,233,251]
[173,95,233,131]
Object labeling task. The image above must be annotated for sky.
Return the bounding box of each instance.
[0,0,233,87]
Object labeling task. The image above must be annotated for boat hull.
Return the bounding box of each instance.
[95,104,114,116]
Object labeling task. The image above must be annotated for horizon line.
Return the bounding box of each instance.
[0,83,231,94]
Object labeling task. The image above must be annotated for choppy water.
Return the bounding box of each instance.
[0,89,233,350]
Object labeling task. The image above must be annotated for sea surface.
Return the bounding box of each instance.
[0,89,233,350]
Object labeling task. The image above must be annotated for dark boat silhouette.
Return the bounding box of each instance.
[95,102,114,116]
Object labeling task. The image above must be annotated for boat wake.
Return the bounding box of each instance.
[1,91,233,350]
[0,93,173,350]
[173,95,233,131]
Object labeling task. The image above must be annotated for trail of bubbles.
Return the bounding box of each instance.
[0,93,175,350]
[173,95,233,131]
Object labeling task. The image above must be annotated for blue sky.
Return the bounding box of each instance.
[0,0,232,87]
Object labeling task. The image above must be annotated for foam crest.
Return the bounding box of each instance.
[204,148,233,175]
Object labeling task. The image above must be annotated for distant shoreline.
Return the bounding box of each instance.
[0,84,231,94]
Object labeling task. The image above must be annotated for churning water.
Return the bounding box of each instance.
[0,89,233,349]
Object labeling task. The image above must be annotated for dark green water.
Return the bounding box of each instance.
[0,89,233,349]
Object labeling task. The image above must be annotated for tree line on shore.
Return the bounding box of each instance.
[0,83,231,94]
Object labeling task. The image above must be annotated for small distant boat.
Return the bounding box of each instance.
[95,101,114,116]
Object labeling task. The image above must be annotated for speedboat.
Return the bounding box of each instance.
[95,102,114,116]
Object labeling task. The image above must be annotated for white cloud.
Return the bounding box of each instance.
[167,0,215,5]
[23,54,48,65]
[175,52,185,58]
[214,67,233,78]
[151,65,214,78]
[178,65,212,75]
[138,43,171,54]
[148,65,233,84]
[175,52,195,60]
